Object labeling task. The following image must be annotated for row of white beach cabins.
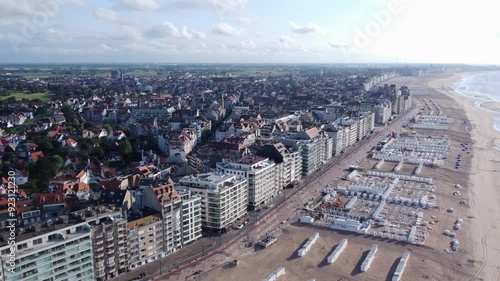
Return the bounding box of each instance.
[263,234,411,281]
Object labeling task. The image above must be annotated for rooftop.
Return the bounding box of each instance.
[232,155,267,165]
[179,173,246,190]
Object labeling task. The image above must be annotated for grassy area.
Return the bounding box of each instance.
[0,92,54,102]
[125,70,158,77]
[16,71,58,78]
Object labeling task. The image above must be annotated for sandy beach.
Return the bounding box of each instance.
[429,73,500,281]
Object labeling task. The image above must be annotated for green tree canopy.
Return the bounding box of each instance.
[119,140,132,156]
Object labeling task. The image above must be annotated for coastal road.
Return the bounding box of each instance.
[155,104,419,281]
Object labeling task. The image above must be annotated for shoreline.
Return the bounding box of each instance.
[451,72,500,134]
[428,71,500,281]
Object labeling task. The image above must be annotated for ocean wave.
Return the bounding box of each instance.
[452,72,500,133]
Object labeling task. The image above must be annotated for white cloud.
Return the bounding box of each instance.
[224,40,256,50]
[122,42,178,54]
[289,21,322,34]
[61,0,87,7]
[279,35,295,44]
[146,22,204,40]
[327,41,351,48]
[20,47,85,55]
[167,0,247,12]
[120,0,160,11]
[213,23,241,36]
[0,1,34,16]
[208,0,247,12]
[43,28,73,43]
[274,35,295,49]
[192,30,207,39]
[94,8,123,23]
[110,26,143,41]
[97,43,112,51]
[0,0,35,27]
[237,16,253,24]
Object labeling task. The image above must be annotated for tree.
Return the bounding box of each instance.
[83,122,94,130]
[78,139,94,157]
[49,155,64,171]
[38,140,53,154]
[90,146,105,159]
[119,140,132,156]
[28,157,59,186]
[61,104,78,125]
[103,124,112,133]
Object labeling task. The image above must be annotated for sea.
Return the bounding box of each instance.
[453,71,500,133]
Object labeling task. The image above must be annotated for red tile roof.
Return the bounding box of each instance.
[34,192,66,206]
[30,151,44,162]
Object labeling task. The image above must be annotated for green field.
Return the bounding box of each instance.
[0,92,54,102]
[124,70,158,77]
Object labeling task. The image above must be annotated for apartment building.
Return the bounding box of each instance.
[356,112,375,140]
[0,222,94,281]
[127,214,164,270]
[257,142,302,190]
[178,173,248,230]
[283,128,333,176]
[86,209,129,281]
[179,190,202,245]
[322,124,344,156]
[361,101,392,125]
[217,156,276,210]
[142,184,202,255]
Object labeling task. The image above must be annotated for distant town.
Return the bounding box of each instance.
[0,63,492,281]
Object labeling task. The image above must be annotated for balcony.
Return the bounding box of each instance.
[95,269,105,278]
[95,239,103,246]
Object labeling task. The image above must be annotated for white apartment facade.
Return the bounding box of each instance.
[217,156,276,210]
[257,143,303,190]
[179,190,203,244]
[322,124,344,156]
[284,128,333,176]
[178,173,248,230]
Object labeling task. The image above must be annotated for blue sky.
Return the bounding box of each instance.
[0,0,499,64]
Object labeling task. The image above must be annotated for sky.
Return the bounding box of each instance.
[0,0,499,64]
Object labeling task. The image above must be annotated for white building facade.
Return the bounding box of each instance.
[217,156,277,210]
[178,173,248,230]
